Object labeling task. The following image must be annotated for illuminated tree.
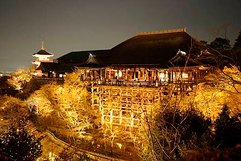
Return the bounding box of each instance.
[172,66,241,121]
[28,70,100,140]
[8,69,32,90]
[0,96,29,129]
[133,66,241,160]
[205,66,241,116]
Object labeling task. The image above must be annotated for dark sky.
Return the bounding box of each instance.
[0,0,241,71]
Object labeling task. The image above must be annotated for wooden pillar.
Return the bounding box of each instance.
[104,68,107,80]
[133,68,136,80]
[144,68,147,81]
[125,69,128,81]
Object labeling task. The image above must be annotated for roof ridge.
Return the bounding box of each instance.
[137,28,187,36]
[71,49,110,52]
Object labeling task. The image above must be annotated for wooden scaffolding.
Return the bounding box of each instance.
[91,82,196,129]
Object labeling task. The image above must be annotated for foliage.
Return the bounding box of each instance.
[234,31,241,49]
[139,105,241,161]
[188,83,227,121]
[0,96,29,129]
[176,66,241,121]
[140,108,212,161]
[162,109,211,146]
[101,124,133,150]
[27,70,100,140]
[8,69,32,90]
[56,148,91,161]
[0,127,42,161]
[0,76,11,89]
[19,79,49,100]
[182,145,241,161]
[209,37,231,51]
[214,105,241,149]
[21,66,241,160]
[231,31,241,69]
[136,65,241,160]
[205,66,241,117]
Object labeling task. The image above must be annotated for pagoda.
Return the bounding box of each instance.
[32,42,54,67]
[32,42,54,76]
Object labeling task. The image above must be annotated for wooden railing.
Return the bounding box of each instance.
[82,78,198,88]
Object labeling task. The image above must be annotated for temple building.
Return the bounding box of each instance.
[34,28,220,79]
[33,28,224,129]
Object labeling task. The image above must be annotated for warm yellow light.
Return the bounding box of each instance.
[116,142,122,149]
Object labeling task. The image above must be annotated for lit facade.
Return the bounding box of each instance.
[34,29,221,129]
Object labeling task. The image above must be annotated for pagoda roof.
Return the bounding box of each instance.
[33,49,53,56]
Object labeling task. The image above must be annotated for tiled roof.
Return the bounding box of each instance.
[33,49,53,56]
[57,50,110,64]
[107,31,207,67]
[55,30,222,68]
[36,62,75,73]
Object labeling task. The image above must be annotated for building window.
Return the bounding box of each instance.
[182,73,189,79]
[160,73,165,82]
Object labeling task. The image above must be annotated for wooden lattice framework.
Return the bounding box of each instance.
[91,83,196,129]
[78,66,210,128]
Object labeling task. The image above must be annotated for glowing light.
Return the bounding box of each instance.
[116,142,122,149]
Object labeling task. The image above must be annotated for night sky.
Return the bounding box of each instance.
[0,0,241,72]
